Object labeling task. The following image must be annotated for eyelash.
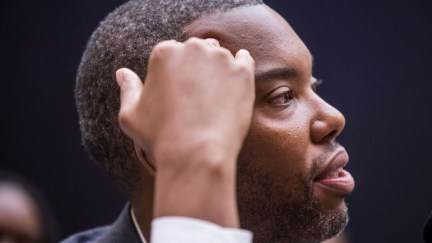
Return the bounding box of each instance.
[312,78,323,92]
[268,89,293,106]
[267,78,323,107]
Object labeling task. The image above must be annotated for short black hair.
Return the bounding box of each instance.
[76,0,264,194]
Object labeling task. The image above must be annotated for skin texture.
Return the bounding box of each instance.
[117,38,255,228]
[0,184,42,243]
[187,5,351,243]
[122,4,353,243]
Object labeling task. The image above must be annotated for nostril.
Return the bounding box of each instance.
[311,110,344,143]
[322,130,337,142]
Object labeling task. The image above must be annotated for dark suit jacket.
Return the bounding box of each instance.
[61,206,142,243]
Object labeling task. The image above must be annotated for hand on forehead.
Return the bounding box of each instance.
[184,4,312,73]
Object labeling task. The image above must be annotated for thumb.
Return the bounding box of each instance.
[116,68,143,134]
[116,68,143,106]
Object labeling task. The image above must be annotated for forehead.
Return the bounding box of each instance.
[185,5,312,75]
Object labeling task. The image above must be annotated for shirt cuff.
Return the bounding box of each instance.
[151,217,253,243]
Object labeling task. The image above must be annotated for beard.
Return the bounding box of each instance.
[237,159,349,243]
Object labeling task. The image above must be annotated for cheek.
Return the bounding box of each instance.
[238,114,311,180]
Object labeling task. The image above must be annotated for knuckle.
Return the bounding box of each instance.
[118,108,133,128]
[185,37,201,44]
[212,48,231,59]
[184,37,206,50]
[151,41,177,59]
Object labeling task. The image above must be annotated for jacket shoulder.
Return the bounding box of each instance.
[61,226,110,243]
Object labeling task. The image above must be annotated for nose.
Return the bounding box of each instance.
[310,96,346,144]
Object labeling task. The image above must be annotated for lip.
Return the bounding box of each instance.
[314,148,355,196]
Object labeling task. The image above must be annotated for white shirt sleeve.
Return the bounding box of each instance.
[150,217,253,243]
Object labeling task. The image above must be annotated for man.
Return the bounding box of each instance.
[64,0,354,242]
[0,170,59,243]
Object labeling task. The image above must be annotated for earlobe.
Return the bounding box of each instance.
[134,143,156,176]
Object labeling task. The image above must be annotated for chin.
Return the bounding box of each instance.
[312,182,351,216]
[238,187,349,243]
[237,154,351,242]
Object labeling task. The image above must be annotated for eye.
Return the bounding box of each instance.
[311,78,323,92]
[268,87,293,106]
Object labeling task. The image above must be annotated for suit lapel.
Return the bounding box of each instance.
[98,205,143,243]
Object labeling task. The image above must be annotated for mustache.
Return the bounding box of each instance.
[308,142,341,182]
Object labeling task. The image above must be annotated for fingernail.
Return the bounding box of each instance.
[236,49,250,58]
[116,69,124,86]
[205,38,220,47]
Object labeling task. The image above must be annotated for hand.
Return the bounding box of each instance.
[116,37,255,227]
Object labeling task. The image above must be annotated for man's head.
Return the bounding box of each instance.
[0,183,41,243]
[0,171,59,243]
[76,0,264,197]
[76,1,354,242]
[186,6,353,242]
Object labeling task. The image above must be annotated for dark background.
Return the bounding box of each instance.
[1,0,431,242]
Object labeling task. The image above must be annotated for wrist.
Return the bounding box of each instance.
[154,133,240,172]
[153,143,240,227]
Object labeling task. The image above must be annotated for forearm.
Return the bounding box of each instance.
[153,145,239,228]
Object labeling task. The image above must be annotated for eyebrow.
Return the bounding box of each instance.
[254,67,298,83]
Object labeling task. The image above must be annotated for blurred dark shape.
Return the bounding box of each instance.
[425,211,432,243]
[0,170,59,243]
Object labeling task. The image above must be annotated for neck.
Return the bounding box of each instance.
[130,174,155,240]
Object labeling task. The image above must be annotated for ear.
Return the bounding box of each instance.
[134,143,156,176]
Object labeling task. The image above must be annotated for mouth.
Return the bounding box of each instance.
[313,148,355,196]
